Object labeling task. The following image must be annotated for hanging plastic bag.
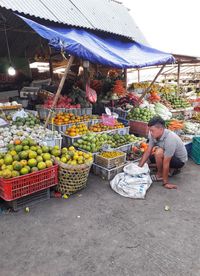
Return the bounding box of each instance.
[12,109,28,121]
[86,83,97,103]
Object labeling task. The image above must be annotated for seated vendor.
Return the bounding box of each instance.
[139,116,188,189]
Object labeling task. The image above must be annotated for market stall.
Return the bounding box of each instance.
[5,9,199,208]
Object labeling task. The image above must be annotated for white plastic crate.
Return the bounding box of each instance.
[81,108,92,115]
[92,163,126,180]
[42,137,62,148]
[65,108,82,116]
[61,133,82,147]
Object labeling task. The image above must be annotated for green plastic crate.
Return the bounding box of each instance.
[191,137,200,164]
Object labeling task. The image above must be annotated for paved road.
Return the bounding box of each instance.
[0,160,199,276]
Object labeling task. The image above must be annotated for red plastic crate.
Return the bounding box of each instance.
[0,165,58,201]
[129,120,149,137]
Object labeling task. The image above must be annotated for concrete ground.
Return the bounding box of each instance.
[0,159,200,276]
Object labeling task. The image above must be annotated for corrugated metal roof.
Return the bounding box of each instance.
[0,0,147,43]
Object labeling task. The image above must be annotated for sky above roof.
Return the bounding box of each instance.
[122,0,200,57]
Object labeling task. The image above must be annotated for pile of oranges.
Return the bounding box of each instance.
[65,124,89,137]
[52,113,91,125]
[89,122,124,132]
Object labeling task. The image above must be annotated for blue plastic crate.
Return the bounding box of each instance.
[185,142,192,157]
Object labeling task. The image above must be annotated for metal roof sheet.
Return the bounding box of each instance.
[0,0,147,43]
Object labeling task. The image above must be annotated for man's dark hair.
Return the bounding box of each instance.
[148,116,165,128]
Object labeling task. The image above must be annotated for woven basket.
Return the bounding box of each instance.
[56,161,92,195]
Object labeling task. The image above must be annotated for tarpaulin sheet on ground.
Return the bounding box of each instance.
[18,15,175,68]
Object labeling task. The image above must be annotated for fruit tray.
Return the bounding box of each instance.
[92,163,127,181]
[0,165,58,201]
[129,120,149,137]
[7,188,50,211]
[95,152,126,169]
[0,104,22,110]
[48,121,90,133]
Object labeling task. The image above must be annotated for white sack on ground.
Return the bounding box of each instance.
[110,163,152,199]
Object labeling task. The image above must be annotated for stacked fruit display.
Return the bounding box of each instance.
[65,124,89,137]
[0,125,61,148]
[163,94,191,109]
[0,139,93,179]
[0,139,55,179]
[89,121,124,132]
[127,107,155,122]
[56,146,93,165]
[52,113,91,125]
[13,114,40,127]
[73,133,143,153]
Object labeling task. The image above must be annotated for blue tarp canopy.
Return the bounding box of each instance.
[19,15,175,69]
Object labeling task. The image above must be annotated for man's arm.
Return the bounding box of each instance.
[162,156,171,184]
[138,145,153,167]
[162,156,177,189]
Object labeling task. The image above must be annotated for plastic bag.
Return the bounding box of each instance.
[12,109,28,121]
[86,83,97,103]
[110,163,152,199]
[123,162,149,176]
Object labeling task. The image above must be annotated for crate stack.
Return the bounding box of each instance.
[92,151,127,181]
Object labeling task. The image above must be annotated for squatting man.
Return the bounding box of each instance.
[139,116,188,189]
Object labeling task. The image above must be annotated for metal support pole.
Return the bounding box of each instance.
[139,63,167,102]
[44,55,74,128]
[137,69,140,83]
[177,62,181,94]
